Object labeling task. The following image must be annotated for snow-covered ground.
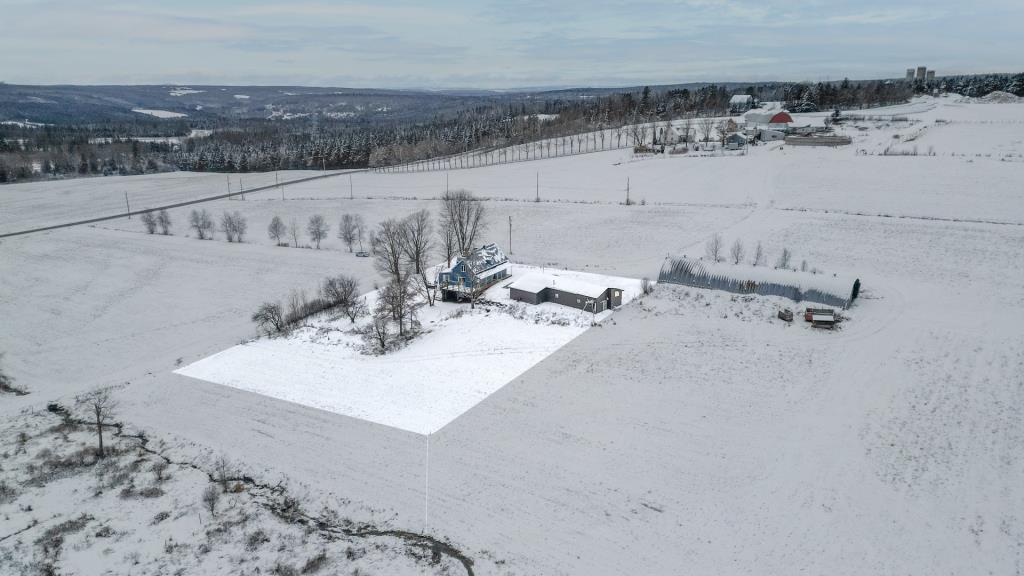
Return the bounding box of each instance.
[3,95,1024,575]
[130,109,188,119]
[176,266,642,435]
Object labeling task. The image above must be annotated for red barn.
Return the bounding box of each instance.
[769,111,794,124]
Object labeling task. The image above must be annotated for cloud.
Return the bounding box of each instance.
[0,0,1017,88]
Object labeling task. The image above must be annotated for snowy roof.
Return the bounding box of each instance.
[743,111,774,125]
[442,243,508,276]
[730,94,753,104]
[509,273,613,299]
[464,243,508,275]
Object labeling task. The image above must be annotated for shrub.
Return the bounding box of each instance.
[202,484,220,516]
[301,550,329,574]
[245,529,271,552]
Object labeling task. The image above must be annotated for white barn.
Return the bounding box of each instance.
[729,94,754,113]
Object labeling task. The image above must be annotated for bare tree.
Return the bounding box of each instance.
[343,296,368,323]
[321,274,366,324]
[776,248,793,269]
[141,211,157,234]
[371,218,407,282]
[220,212,237,242]
[752,241,766,266]
[730,239,745,265]
[289,218,301,247]
[232,211,247,242]
[156,210,172,235]
[705,233,723,262]
[698,116,715,143]
[267,215,286,245]
[364,307,391,354]
[189,209,214,240]
[401,210,433,276]
[681,114,694,143]
[252,302,285,335]
[801,259,809,272]
[438,218,456,267]
[439,190,487,257]
[307,215,328,249]
[338,213,358,252]
[202,485,220,516]
[410,274,436,307]
[212,455,234,492]
[378,277,419,335]
[716,120,730,145]
[353,214,366,252]
[78,387,118,458]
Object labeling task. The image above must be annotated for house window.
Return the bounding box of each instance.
[554,293,559,298]
[576,298,581,303]
[614,291,620,297]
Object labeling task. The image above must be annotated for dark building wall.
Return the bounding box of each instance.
[609,288,623,308]
[510,286,624,311]
[548,288,611,311]
[509,287,542,305]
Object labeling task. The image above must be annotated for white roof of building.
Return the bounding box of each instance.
[730,94,753,104]
[440,243,508,275]
[509,273,612,299]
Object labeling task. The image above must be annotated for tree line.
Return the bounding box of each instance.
[4,73,1021,184]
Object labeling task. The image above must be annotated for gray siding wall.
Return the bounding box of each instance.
[509,288,542,305]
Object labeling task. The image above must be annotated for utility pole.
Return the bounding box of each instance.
[535,172,539,202]
[508,215,512,254]
[626,177,631,205]
[278,171,283,201]
[124,192,130,219]
[349,173,353,200]
[226,174,230,196]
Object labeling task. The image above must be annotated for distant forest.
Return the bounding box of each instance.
[2,73,1021,184]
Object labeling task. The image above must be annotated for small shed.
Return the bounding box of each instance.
[509,274,623,313]
[724,132,748,150]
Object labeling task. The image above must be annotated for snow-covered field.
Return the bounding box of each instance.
[2,96,1024,575]
[176,266,642,434]
[131,109,187,119]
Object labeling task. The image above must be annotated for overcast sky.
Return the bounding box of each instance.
[1,0,1020,89]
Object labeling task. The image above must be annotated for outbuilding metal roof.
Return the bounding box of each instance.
[509,273,611,299]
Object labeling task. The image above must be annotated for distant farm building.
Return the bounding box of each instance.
[745,109,793,131]
[661,124,691,144]
[509,273,623,313]
[724,132,748,150]
[658,256,861,309]
[437,243,510,302]
[729,94,754,113]
[767,111,794,130]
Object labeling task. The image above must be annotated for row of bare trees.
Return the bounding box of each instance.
[252,274,367,336]
[140,209,172,235]
[704,234,807,271]
[265,214,331,248]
